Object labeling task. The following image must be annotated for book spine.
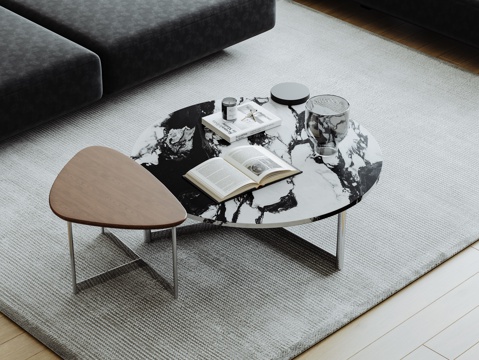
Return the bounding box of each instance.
[230,120,281,142]
[202,119,232,142]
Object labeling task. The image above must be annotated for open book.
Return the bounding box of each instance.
[183,145,301,203]
[202,101,282,143]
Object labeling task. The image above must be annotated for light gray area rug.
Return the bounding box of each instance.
[1,1,479,359]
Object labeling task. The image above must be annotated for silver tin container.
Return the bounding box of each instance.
[222,97,237,121]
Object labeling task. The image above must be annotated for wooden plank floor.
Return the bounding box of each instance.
[2,1,479,358]
[297,243,479,359]
[297,0,479,74]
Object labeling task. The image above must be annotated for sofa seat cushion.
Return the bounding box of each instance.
[0,0,276,94]
[0,6,102,141]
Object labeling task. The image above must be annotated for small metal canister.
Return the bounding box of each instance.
[221,97,237,121]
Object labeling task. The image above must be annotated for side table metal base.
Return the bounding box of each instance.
[67,223,179,298]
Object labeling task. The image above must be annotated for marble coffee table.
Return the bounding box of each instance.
[131,96,383,269]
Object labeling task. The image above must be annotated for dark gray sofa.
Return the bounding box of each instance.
[353,0,479,49]
[0,7,102,141]
[0,0,276,141]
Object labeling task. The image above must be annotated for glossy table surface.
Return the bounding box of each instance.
[131,97,383,228]
[50,146,187,229]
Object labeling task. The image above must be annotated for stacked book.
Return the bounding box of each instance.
[202,101,282,143]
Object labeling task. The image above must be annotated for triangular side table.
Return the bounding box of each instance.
[49,146,187,298]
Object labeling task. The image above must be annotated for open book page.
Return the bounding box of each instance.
[184,157,256,201]
[223,145,298,185]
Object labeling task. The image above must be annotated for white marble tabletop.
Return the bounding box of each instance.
[131,97,383,228]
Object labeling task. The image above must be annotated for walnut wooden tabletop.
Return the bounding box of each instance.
[49,146,186,229]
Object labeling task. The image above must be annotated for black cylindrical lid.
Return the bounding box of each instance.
[270,82,310,105]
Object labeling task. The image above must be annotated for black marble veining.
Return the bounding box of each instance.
[132,97,383,228]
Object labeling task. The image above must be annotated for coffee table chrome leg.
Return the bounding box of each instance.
[101,227,105,234]
[67,221,78,294]
[144,229,152,243]
[336,211,347,270]
[172,227,178,299]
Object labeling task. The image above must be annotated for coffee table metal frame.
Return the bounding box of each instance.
[143,211,346,269]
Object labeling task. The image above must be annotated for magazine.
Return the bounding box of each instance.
[201,101,282,143]
[183,145,301,203]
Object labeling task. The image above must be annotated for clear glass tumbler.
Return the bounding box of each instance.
[305,94,350,157]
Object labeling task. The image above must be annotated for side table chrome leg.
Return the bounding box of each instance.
[172,227,178,299]
[336,211,347,270]
[144,229,152,243]
[101,227,105,234]
[67,222,78,293]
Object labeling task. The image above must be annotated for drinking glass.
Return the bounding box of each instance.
[305,94,350,157]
